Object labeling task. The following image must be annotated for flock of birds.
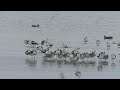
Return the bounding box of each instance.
[24,36,120,79]
[24,35,120,65]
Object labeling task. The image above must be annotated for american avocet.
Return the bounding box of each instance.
[25,50,37,60]
[84,37,88,44]
[111,54,116,60]
[96,40,100,46]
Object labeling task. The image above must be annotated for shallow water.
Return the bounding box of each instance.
[1,11,120,79]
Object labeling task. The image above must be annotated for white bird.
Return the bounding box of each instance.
[24,40,39,48]
[24,40,31,47]
[111,54,116,60]
[96,40,100,46]
[106,42,111,48]
[41,39,53,49]
[112,41,118,44]
[36,46,47,54]
[30,50,37,60]
[97,52,105,59]
[30,40,39,47]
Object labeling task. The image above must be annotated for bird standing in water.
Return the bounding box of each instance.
[84,37,88,44]
[106,42,111,48]
[96,40,100,46]
[111,54,116,60]
[25,50,37,60]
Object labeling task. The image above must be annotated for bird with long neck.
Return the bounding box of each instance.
[84,37,88,44]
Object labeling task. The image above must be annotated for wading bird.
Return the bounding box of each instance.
[111,54,116,60]
[106,42,111,48]
[84,37,88,44]
[25,50,37,60]
[96,40,100,46]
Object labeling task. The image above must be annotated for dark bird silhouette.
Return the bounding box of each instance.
[84,37,88,44]
[104,35,113,40]
[41,40,45,45]
[32,24,40,27]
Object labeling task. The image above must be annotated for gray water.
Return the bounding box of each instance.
[1,11,120,79]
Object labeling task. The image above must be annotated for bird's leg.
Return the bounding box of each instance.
[31,56,32,60]
[33,56,35,60]
[27,55,28,59]
[82,59,84,63]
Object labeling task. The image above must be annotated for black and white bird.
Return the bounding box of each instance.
[25,50,37,60]
[30,40,39,47]
[24,40,39,48]
[111,54,116,60]
[25,50,31,59]
[97,52,105,59]
[46,42,53,48]
[41,39,53,48]
[41,40,45,45]
[36,46,49,54]
[24,40,31,47]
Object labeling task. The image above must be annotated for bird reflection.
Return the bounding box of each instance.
[99,61,108,66]
[111,62,116,69]
[75,71,81,78]
[97,61,109,71]
[25,59,37,67]
[97,64,103,71]
[57,61,62,68]
[59,72,65,79]
[42,60,56,67]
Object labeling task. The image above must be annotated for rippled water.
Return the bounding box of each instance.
[1,11,120,79]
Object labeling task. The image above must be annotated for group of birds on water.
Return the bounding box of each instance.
[24,39,53,59]
[24,35,120,65]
